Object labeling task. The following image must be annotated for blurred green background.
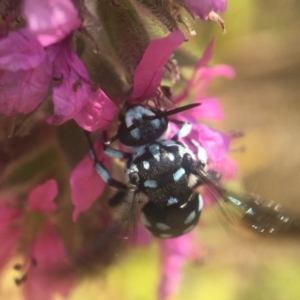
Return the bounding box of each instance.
[2,1,300,299]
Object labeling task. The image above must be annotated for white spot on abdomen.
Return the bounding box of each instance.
[156,222,171,230]
[184,211,196,224]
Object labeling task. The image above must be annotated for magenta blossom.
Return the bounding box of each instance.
[129,30,185,102]
[0,29,52,115]
[174,40,235,106]
[0,0,117,131]
[158,233,203,300]
[46,37,118,131]
[170,40,235,161]
[0,179,75,300]
[166,40,236,209]
[70,138,110,221]
[23,225,75,300]
[24,0,80,47]
[184,0,227,19]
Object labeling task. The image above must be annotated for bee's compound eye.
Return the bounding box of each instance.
[129,172,140,185]
[183,153,193,166]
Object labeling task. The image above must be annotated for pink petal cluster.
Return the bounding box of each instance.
[184,0,227,19]
[0,0,117,131]
[0,180,75,300]
[46,37,118,131]
[171,40,235,162]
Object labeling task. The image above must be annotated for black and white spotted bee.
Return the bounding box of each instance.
[86,103,300,242]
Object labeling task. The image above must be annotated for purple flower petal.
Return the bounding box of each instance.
[189,97,224,122]
[0,56,52,115]
[130,30,185,102]
[28,179,58,213]
[0,29,45,71]
[47,40,95,125]
[194,64,235,95]
[175,40,235,105]
[47,39,117,129]
[24,225,75,300]
[197,124,231,161]
[73,89,118,132]
[70,139,109,221]
[24,0,80,47]
[184,0,227,19]
[158,234,195,300]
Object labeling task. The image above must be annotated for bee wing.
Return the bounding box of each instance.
[222,191,300,236]
[196,169,300,237]
[74,189,138,269]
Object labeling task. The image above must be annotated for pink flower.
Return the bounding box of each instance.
[24,0,80,47]
[129,30,185,102]
[170,40,236,161]
[70,139,110,220]
[23,225,75,300]
[168,40,237,208]
[0,29,52,115]
[46,37,118,131]
[0,180,75,300]
[0,0,117,130]
[174,40,235,107]
[184,0,227,19]
[158,233,203,300]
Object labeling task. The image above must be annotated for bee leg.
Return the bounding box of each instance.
[171,122,192,141]
[102,131,132,160]
[84,131,127,191]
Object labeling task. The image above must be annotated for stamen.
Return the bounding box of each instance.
[208,12,226,33]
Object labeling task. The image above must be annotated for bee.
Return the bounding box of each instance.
[85,103,300,242]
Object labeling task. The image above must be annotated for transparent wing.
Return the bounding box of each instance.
[196,168,300,237]
[73,189,138,270]
[222,191,300,236]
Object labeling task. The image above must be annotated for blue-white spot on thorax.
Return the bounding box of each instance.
[149,144,160,161]
[173,167,185,182]
[125,106,155,127]
[151,119,160,129]
[167,197,179,206]
[144,180,158,188]
[166,152,175,161]
[143,161,150,170]
[130,128,141,139]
